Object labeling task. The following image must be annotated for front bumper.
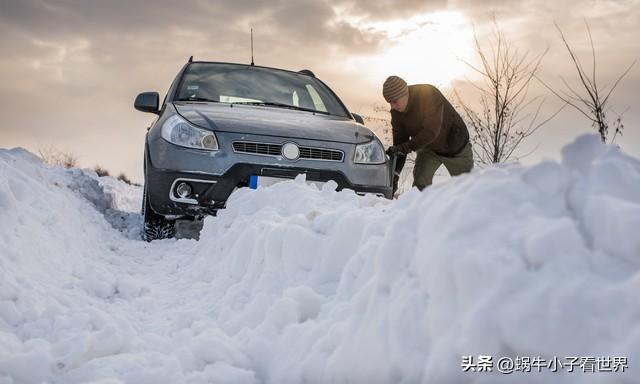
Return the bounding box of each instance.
[146,157,393,217]
[145,129,393,217]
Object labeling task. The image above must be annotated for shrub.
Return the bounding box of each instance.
[117,173,133,185]
[94,165,110,177]
[38,146,78,168]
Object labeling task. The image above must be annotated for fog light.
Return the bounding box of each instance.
[175,182,192,198]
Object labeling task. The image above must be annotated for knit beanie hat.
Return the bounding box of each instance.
[382,76,408,102]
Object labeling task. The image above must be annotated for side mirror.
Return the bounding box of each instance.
[134,92,160,114]
[352,113,365,125]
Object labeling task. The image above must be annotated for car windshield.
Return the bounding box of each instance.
[175,63,350,118]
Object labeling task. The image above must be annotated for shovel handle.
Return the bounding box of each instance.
[389,152,398,195]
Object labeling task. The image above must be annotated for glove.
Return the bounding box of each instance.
[386,142,410,156]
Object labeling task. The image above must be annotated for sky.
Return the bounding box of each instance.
[1,0,638,182]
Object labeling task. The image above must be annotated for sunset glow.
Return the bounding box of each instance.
[346,11,474,88]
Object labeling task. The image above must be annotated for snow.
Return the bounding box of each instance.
[1,134,639,383]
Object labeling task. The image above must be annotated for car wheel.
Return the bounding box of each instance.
[141,184,175,242]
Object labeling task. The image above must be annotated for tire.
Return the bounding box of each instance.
[141,184,175,242]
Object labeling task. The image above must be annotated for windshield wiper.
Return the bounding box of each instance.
[175,97,219,103]
[232,101,329,114]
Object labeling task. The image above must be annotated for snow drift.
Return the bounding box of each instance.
[1,135,639,384]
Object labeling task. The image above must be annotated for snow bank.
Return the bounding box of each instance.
[1,135,639,383]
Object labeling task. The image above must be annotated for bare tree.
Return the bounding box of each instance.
[455,21,562,164]
[538,20,636,143]
[362,104,393,145]
[38,146,78,168]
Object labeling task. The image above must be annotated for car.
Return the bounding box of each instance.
[134,58,393,241]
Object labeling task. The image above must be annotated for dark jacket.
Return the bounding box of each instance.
[391,84,468,156]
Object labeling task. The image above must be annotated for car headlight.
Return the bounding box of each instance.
[354,139,385,164]
[161,115,218,150]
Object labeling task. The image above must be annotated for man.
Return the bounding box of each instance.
[383,75,473,191]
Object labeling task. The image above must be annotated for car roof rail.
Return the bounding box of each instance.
[298,69,315,77]
[188,56,193,63]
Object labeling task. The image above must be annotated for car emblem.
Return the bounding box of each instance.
[282,142,300,160]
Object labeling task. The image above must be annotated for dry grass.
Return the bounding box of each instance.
[38,146,78,168]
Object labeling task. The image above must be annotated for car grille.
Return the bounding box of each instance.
[299,147,343,161]
[232,141,344,162]
[232,141,282,156]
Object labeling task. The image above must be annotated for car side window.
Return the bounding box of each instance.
[305,85,328,112]
[292,91,299,106]
[291,88,315,110]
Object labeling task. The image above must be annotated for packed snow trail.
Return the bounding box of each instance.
[1,135,639,383]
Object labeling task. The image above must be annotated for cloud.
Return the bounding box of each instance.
[334,0,446,21]
[0,0,401,180]
[0,0,638,181]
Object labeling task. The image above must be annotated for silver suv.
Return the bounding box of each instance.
[135,59,393,241]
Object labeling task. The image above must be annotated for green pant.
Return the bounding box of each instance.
[413,142,474,190]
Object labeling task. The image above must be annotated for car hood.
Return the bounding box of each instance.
[174,102,374,144]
